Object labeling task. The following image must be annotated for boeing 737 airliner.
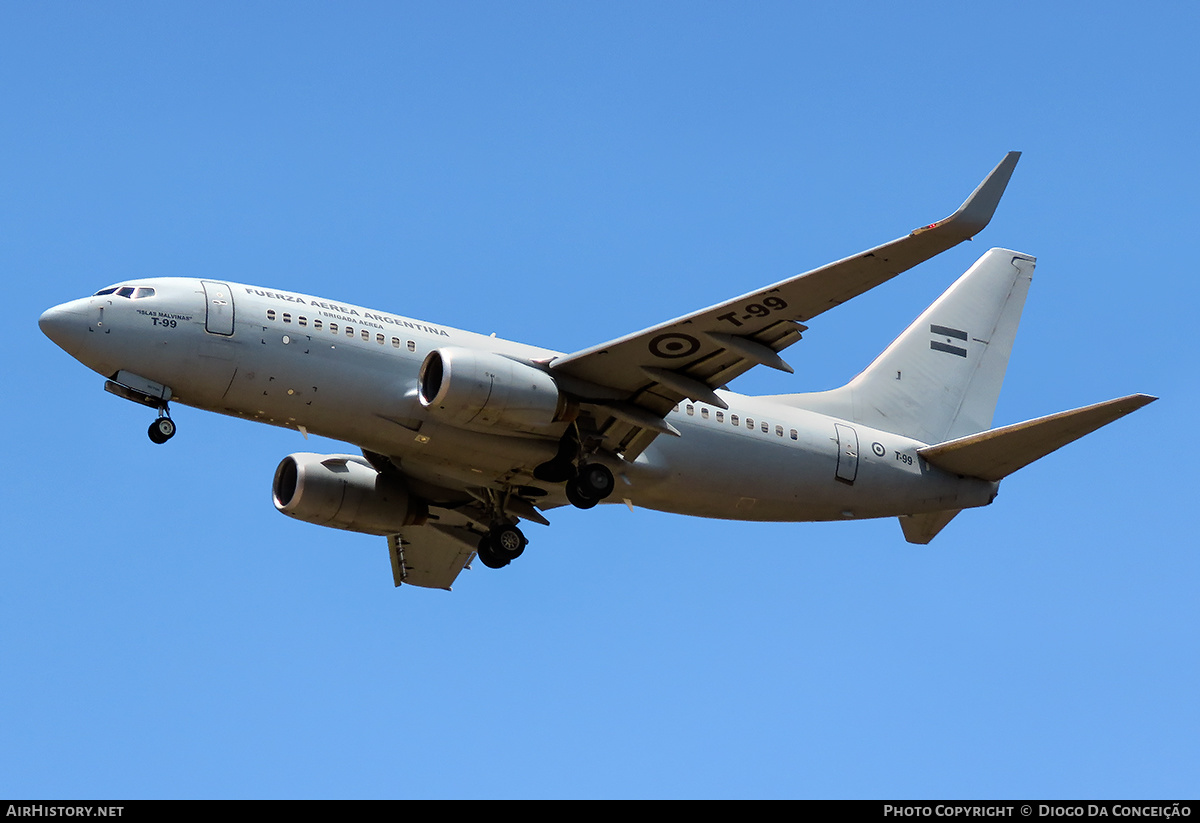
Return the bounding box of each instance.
[39,153,1155,589]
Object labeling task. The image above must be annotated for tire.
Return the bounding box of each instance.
[491,525,526,560]
[576,463,614,499]
[476,536,509,569]
[565,480,598,510]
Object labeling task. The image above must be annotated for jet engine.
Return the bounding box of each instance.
[272,453,427,535]
[418,347,576,434]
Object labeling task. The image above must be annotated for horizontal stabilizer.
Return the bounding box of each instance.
[918,394,1157,481]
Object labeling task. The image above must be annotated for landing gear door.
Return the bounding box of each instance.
[201,280,235,336]
[834,423,859,484]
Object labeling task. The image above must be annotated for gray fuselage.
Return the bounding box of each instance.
[39,277,998,524]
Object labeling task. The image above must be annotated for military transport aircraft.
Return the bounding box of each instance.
[39,152,1155,590]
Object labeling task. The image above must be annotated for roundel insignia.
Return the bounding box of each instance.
[648,333,701,359]
[871,442,886,457]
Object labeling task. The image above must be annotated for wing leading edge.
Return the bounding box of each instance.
[550,152,1021,458]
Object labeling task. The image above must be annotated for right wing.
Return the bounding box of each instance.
[551,152,1022,458]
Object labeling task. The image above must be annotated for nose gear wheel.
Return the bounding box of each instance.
[147,408,176,444]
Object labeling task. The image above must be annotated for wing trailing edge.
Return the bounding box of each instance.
[551,152,1023,459]
[388,525,479,590]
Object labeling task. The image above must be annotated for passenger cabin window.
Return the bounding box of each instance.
[716,411,724,423]
[407,340,416,352]
[775,425,783,437]
[686,404,694,416]
[761,421,769,433]
[700,408,709,420]
[746,418,754,429]
[282,313,291,323]
[391,337,400,348]
[298,316,307,327]
[267,309,276,321]
[790,429,798,441]
[314,320,323,330]
[345,326,354,337]
[731,414,739,426]
[329,323,338,333]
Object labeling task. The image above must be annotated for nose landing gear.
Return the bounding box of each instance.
[147,409,176,444]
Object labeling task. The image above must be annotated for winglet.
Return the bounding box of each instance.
[911,151,1020,239]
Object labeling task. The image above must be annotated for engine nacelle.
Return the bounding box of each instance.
[272,453,427,536]
[418,347,574,433]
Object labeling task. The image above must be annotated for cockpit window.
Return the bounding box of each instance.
[93,286,156,299]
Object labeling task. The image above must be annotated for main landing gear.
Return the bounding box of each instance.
[476,523,527,569]
[533,430,617,510]
[564,462,615,510]
[473,460,613,573]
[147,408,176,444]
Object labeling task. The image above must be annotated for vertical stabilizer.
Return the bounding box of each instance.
[771,248,1035,444]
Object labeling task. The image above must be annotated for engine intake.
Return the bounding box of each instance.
[272,453,427,535]
[418,347,574,433]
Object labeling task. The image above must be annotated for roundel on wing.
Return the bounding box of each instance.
[648,333,701,359]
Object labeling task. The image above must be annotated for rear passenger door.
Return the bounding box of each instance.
[834,423,859,484]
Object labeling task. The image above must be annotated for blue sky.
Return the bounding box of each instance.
[3,2,1197,799]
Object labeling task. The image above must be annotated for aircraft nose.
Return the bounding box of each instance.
[39,300,89,356]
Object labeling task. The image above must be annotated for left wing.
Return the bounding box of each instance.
[383,481,553,589]
[387,525,478,590]
[550,152,1020,458]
